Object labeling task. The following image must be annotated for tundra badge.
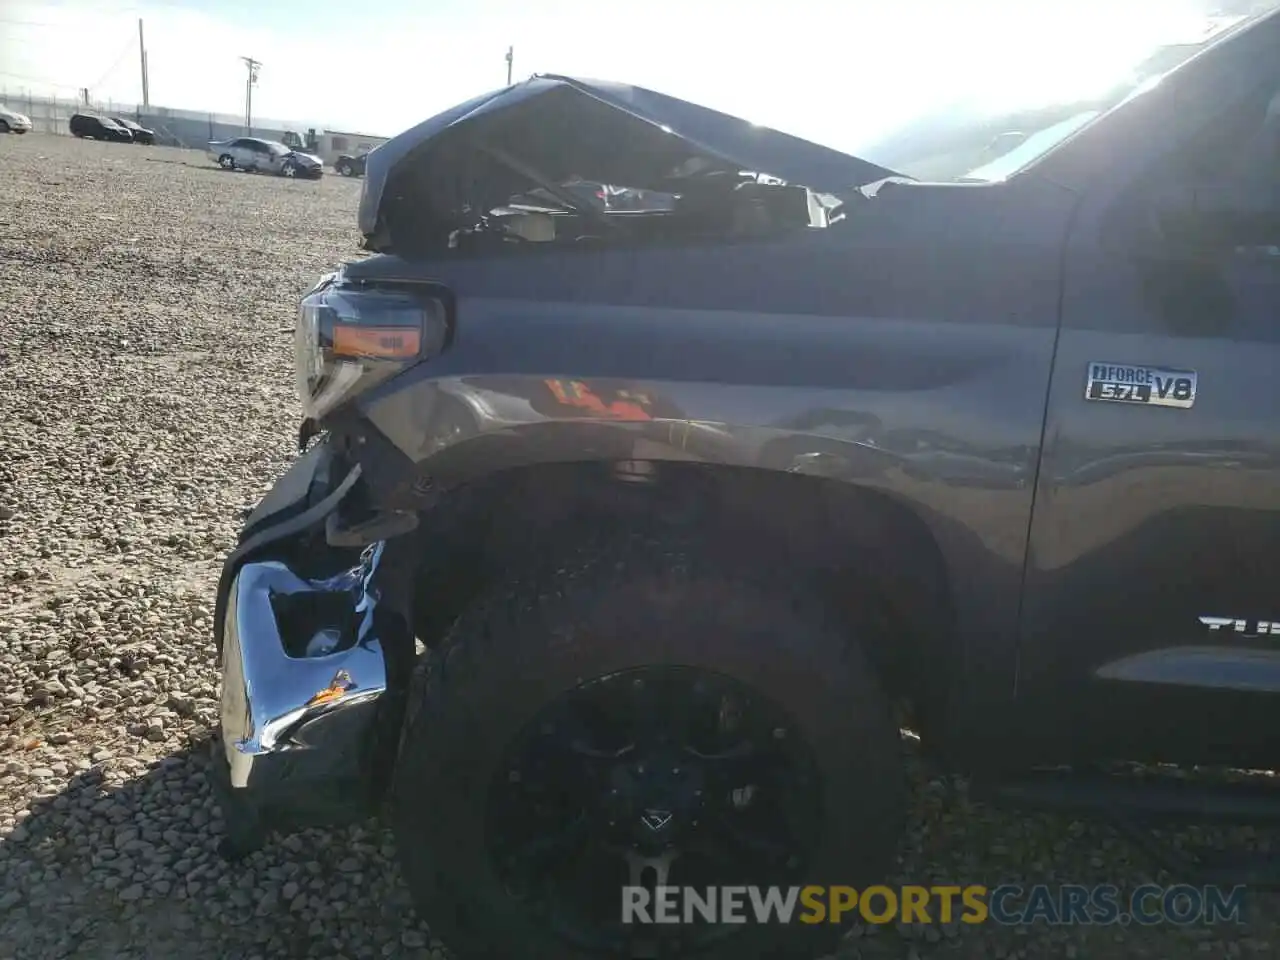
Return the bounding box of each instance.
[1085,362,1197,409]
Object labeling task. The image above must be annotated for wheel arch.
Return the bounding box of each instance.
[404,458,958,746]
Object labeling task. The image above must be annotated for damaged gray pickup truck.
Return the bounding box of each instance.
[212,8,1280,960]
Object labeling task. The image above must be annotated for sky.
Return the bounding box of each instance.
[0,0,1258,154]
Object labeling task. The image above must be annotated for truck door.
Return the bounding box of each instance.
[1017,18,1280,769]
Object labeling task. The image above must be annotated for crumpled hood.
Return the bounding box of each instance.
[290,152,323,165]
[357,74,900,251]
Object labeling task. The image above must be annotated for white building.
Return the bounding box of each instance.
[313,129,390,165]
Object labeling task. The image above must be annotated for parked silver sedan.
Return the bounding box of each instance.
[206,137,323,178]
[0,103,32,134]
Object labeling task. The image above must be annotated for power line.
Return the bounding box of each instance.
[1,28,136,102]
[1,0,189,22]
[7,0,178,15]
[0,69,74,87]
[88,37,138,92]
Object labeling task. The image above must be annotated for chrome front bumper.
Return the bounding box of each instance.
[216,541,388,822]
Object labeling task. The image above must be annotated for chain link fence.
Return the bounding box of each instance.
[0,89,316,150]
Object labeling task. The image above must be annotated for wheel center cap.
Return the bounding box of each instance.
[607,752,707,848]
[640,808,674,833]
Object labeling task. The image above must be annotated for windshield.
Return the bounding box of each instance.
[261,141,291,156]
[852,4,1278,183]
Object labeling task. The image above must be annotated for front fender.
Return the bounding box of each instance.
[343,307,1053,759]
[326,175,1083,764]
[353,370,1040,559]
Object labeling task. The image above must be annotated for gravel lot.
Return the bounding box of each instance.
[2,131,1279,960]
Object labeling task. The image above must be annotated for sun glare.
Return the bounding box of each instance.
[954,6,1212,115]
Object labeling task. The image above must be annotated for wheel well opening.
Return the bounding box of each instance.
[406,460,956,743]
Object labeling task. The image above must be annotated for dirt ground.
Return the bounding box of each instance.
[0,131,1278,959]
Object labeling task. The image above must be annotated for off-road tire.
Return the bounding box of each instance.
[390,534,905,960]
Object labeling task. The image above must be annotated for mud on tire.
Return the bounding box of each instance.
[390,535,906,960]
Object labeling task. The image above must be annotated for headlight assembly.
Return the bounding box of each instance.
[294,275,449,420]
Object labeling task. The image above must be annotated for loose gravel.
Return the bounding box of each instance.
[1,131,1279,960]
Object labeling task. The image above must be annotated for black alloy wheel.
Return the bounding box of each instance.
[391,535,905,960]
[486,664,822,954]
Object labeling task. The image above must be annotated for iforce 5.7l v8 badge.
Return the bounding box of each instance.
[1085,362,1197,409]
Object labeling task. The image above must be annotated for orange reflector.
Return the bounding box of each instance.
[306,685,346,707]
[332,324,421,359]
[306,669,354,707]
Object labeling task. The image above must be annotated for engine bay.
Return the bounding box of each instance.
[360,76,886,256]
[442,174,846,255]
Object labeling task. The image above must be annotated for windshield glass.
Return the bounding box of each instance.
[261,141,291,156]
[849,3,1278,182]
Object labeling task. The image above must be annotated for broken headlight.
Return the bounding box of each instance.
[294,275,448,420]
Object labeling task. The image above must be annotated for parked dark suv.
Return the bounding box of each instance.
[111,116,156,145]
[334,152,368,177]
[68,114,132,143]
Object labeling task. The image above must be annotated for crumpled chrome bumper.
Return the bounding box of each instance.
[215,541,388,832]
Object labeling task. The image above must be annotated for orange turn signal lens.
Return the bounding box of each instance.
[331,324,422,359]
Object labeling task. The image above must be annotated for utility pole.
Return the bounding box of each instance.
[505,46,514,85]
[240,56,261,134]
[138,19,150,109]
